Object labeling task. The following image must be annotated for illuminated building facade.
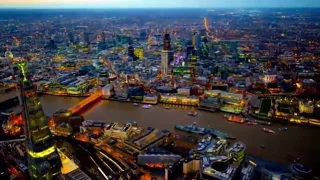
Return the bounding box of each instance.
[134,47,144,60]
[204,90,244,114]
[188,51,198,67]
[17,60,62,179]
[173,67,193,75]
[159,94,200,106]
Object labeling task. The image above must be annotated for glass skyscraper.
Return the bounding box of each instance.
[17,60,62,180]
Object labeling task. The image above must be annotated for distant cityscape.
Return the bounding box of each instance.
[0,8,319,180]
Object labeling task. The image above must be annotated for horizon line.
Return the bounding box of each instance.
[0,7,320,10]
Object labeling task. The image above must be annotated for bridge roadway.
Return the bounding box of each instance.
[68,90,102,115]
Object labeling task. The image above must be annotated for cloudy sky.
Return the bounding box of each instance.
[0,0,319,8]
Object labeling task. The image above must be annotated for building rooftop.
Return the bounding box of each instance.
[66,169,92,180]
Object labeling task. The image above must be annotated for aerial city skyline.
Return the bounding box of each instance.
[0,3,319,180]
[1,0,320,8]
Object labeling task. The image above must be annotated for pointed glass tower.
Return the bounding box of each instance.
[17,60,62,179]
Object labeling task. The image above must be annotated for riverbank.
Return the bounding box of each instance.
[41,93,320,127]
[38,95,320,173]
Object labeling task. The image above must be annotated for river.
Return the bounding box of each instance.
[39,95,320,173]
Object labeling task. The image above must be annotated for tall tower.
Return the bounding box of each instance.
[101,32,106,44]
[128,45,135,58]
[161,51,169,77]
[17,60,62,180]
[192,31,201,50]
[161,34,174,77]
[83,32,90,46]
[68,31,75,45]
[163,34,171,51]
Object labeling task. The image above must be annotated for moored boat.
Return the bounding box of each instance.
[142,104,152,109]
[227,116,245,124]
[133,103,139,106]
[174,123,235,139]
[279,127,288,131]
[174,124,207,135]
[262,128,275,133]
[188,111,198,117]
[246,121,257,125]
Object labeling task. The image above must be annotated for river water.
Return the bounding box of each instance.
[39,95,320,173]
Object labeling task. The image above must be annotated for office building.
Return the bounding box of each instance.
[83,32,90,46]
[100,32,106,43]
[163,33,174,63]
[161,50,170,77]
[192,31,201,50]
[68,31,75,44]
[163,33,171,51]
[17,60,62,180]
[128,45,134,58]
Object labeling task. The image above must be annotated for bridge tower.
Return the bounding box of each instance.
[17,60,62,180]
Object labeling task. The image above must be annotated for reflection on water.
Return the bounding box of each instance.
[39,95,320,172]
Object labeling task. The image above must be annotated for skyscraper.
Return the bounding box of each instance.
[101,32,106,44]
[161,51,169,77]
[161,34,174,76]
[192,31,201,50]
[128,46,135,58]
[68,31,74,44]
[163,34,171,51]
[186,46,194,59]
[83,32,90,46]
[17,60,62,180]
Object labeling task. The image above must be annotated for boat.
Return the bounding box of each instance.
[227,116,245,124]
[279,127,288,131]
[246,121,257,125]
[256,120,272,126]
[142,104,152,109]
[164,107,171,110]
[262,128,275,133]
[174,123,235,139]
[260,145,266,149]
[133,103,139,106]
[174,124,207,135]
[188,111,198,117]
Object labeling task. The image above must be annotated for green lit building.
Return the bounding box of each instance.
[173,66,193,76]
[188,54,198,67]
[17,60,62,180]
